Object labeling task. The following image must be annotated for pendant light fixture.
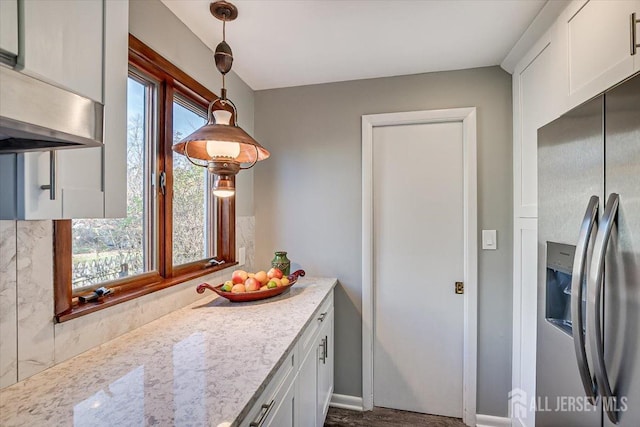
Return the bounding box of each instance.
[172,0,269,198]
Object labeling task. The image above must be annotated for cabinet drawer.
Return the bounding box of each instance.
[299,291,334,358]
[241,347,297,427]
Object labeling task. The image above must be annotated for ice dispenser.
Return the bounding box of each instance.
[545,242,585,336]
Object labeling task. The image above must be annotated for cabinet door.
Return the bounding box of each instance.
[58,148,104,218]
[21,0,103,102]
[265,379,296,427]
[57,0,129,219]
[297,343,318,427]
[17,152,62,219]
[513,22,566,218]
[511,218,538,427]
[563,0,640,108]
[0,0,18,64]
[1,0,127,220]
[101,0,128,218]
[316,309,334,427]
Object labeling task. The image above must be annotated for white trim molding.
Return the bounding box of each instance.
[476,414,512,427]
[361,108,478,426]
[330,393,364,412]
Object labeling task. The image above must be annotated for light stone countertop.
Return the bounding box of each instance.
[0,277,337,427]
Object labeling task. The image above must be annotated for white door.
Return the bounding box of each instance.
[372,121,464,418]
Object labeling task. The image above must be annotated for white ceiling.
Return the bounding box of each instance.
[161,0,546,90]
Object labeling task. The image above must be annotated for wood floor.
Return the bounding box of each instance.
[324,407,467,427]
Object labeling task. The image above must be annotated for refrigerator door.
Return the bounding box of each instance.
[603,72,640,427]
[537,96,604,427]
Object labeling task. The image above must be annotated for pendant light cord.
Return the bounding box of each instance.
[221,15,227,101]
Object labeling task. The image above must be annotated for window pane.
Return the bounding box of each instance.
[172,98,211,266]
[71,76,154,292]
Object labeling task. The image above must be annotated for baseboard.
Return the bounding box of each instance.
[475,414,512,427]
[329,393,364,411]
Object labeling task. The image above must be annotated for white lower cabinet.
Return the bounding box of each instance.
[242,292,334,427]
[316,308,334,427]
[266,378,296,427]
[297,340,318,427]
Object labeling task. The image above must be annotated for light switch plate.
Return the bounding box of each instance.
[238,247,246,265]
[482,230,497,250]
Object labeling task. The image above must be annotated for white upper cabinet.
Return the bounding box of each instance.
[563,0,640,109]
[513,0,640,219]
[513,22,567,218]
[0,0,128,220]
[20,0,103,102]
[0,0,19,62]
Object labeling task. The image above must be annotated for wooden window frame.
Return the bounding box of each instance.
[54,35,236,322]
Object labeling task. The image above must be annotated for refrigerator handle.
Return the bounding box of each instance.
[587,193,620,424]
[571,195,599,404]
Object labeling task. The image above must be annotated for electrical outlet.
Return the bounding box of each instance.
[238,247,246,265]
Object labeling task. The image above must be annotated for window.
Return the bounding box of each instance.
[171,97,213,266]
[71,75,156,292]
[54,35,236,321]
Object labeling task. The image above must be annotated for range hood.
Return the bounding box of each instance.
[0,66,103,153]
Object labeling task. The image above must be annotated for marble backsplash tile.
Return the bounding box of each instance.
[0,221,17,388]
[0,215,255,389]
[236,215,255,270]
[16,221,55,381]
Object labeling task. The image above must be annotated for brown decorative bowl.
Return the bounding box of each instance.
[196,269,305,302]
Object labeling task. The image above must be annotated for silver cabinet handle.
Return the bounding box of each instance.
[40,151,56,200]
[632,13,640,56]
[318,312,327,322]
[324,334,328,360]
[587,193,619,424]
[319,337,327,364]
[249,400,274,427]
[571,196,599,404]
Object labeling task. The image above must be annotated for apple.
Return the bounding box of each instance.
[270,278,282,287]
[232,270,248,284]
[245,277,261,292]
[280,277,290,287]
[231,283,246,293]
[267,267,283,280]
[267,280,278,289]
[254,270,268,284]
[221,280,233,292]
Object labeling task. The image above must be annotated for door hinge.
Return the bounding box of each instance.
[455,281,464,294]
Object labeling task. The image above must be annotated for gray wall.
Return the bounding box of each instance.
[130,0,255,216]
[254,67,513,416]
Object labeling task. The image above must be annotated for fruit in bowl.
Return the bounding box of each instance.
[232,270,248,284]
[218,269,296,293]
[196,269,306,301]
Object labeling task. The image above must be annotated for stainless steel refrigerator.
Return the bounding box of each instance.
[537,72,640,427]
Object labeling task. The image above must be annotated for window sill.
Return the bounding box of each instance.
[56,262,238,323]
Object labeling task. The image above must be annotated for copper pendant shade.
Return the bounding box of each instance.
[172,120,270,164]
[171,0,269,197]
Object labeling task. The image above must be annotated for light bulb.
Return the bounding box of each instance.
[206,140,241,158]
[205,110,241,158]
[212,188,235,198]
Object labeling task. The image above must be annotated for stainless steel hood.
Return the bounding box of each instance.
[0,66,103,153]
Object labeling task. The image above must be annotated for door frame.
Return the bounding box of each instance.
[361,108,478,426]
